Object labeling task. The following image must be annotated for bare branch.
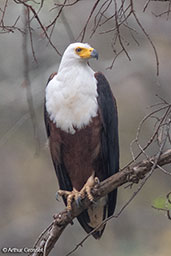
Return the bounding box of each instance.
[46,0,67,32]
[0,0,167,69]
[114,0,131,61]
[77,0,101,42]
[14,0,62,56]
[130,0,160,75]
[0,0,8,27]
[29,149,171,256]
[54,0,80,7]
[22,6,40,155]
[66,142,165,256]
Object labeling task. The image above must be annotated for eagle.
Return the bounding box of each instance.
[44,42,119,239]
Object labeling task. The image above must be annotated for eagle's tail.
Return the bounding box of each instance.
[77,197,107,239]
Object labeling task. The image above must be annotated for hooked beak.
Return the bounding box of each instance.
[90,49,98,60]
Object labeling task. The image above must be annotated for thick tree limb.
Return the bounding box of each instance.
[29,149,171,256]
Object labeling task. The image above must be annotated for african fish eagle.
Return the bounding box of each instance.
[44,42,119,239]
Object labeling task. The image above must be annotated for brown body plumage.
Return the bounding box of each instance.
[48,113,105,191]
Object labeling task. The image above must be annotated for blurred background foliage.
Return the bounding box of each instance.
[0,1,171,255]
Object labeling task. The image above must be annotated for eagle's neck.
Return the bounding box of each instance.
[45,62,98,134]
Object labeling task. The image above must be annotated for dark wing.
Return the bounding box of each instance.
[78,72,119,238]
[44,72,73,201]
[95,72,119,217]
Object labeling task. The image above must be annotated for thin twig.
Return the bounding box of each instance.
[130,0,159,75]
[14,0,61,56]
[77,0,101,42]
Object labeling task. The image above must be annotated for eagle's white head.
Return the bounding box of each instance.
[46,42,99,134]
[58,42,98,72]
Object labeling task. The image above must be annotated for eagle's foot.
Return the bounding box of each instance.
[58,188,82,211]
[57,175,99,211]
[79,175,100,203]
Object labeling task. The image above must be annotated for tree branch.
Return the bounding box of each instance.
[29,149,171,256]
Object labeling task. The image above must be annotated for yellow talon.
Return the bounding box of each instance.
[57,174,99,210]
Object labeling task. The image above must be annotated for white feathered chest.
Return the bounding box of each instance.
[45,64,98,134]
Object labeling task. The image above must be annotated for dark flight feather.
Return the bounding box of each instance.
[95,72,119,217]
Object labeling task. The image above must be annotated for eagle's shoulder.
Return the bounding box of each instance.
[94,71,118,125]
[94,71,116,101]
[47,72,57,85]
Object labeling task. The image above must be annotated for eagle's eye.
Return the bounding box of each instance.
[76,47,82,53]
